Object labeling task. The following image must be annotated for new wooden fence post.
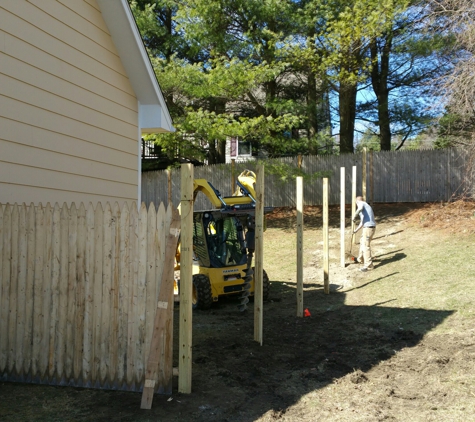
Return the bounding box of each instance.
[370,151,374,206]
[323,178,329,294]
[362,147,367,201]
[351,166,357,243]
[254,164,264,345]
[340,167,345,268]
[296,177,303,317]
[179,164,194,394]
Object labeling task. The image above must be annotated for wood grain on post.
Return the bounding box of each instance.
[362,147,367,201]
[254,164,264,345]
[179,163,194,394]
[323,178,329,294]
[340,167,345,268]
[351,166,357,244]
[370,151,374,206]
[296,177,304,317]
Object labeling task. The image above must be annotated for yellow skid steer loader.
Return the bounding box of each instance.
[175,170,272,311]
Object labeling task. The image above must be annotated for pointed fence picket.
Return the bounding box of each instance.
[0,201,177,393]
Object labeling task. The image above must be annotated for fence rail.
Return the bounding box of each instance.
[0,201,175,393]
[142,149,468,209]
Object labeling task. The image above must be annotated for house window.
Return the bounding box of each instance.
[238,140,252,156]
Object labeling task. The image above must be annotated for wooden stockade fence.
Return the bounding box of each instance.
[0,201,176,393]
[142,148,467,208]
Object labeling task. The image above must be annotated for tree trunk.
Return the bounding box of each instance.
[308,71,319,154]
[370,35,392,151]
[208,140,217,164]
[306,24,319,153]
[217,140,226,163]
[204,94,227,164]
[339,82,357,153]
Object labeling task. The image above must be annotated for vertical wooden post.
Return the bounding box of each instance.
[351,166,357,243]
[178,164,193,394]
[231,159,236,194]
[297,154,302,169]
[323,178,329,294]
[167,170,172,206]
[370,151,374,206]
[340,167,345,268]
[362,147,367,201]
[296,177,303,317]
[254,164,264,345]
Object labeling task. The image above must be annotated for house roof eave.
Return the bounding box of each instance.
[96,0,174,133]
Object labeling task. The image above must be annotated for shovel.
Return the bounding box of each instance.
[346,228,358,263]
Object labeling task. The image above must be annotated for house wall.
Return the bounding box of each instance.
[0,0,140,205]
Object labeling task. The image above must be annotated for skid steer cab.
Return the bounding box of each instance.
[174,170,272,312]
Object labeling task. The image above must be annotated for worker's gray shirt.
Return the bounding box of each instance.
[354,201,376,227]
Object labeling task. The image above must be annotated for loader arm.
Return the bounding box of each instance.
[193,179,255,210]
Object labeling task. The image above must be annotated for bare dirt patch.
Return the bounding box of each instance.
[1,201,475,421]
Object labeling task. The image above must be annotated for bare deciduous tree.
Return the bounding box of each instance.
[430,0,475,197]
[430,0,475,117]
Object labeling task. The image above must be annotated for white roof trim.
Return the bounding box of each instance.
[96,0,174,133]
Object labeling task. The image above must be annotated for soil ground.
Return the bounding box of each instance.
[1,201,475,421]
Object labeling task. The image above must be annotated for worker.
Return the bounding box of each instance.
[352,196,376,272]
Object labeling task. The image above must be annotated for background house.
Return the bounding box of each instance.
[0,0,173,206]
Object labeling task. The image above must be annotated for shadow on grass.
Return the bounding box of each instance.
[373,229,404,240]
[0,277,454,422]
[174,280,454,422]
[374,252,407,269]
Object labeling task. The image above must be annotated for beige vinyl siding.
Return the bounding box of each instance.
[0,0,141,205]
[0,184,136,207]
[0,118,135,168]
[3,28,137,111]
[0,138,136,185]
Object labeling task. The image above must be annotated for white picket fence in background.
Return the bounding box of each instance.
[142,148,468,209]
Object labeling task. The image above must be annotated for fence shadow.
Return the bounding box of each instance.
[0,280,454,422]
